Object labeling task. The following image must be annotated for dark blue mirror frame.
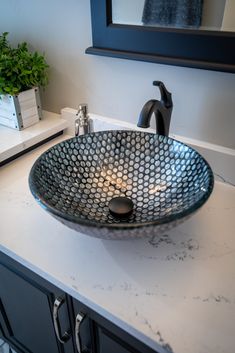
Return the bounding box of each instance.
[86,0,235,73]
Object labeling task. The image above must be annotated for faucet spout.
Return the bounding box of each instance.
[137,81,173,136]
[137,99,157,129]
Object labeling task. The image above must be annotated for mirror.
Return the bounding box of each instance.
[86,0,235,73]
[112,0,235,32]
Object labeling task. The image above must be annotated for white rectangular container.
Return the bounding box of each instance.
[0,87,42,130]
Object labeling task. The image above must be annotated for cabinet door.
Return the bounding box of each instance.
[72,298,158,353]
[0,253,74,353]
[97,326,141,353]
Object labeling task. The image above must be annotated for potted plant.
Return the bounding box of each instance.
[0,32,49,130]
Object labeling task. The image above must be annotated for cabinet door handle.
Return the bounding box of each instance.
[75,312,86,353]
[53,296,71,344]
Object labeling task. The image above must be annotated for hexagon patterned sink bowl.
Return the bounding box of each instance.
[29,131,214,240]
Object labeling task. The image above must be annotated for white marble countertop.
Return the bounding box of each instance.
[0,135,235,353]
[0,111,67,163]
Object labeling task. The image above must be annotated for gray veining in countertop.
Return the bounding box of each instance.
[0,135,235,353]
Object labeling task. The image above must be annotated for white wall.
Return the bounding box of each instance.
[0,0,234,149]
[222,0,235,31]
[112,0,144,25]
[201,0,226,30]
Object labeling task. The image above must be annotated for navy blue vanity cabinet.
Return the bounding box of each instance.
[0,253,75,353]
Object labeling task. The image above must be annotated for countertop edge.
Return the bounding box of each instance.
[0,244,166,353]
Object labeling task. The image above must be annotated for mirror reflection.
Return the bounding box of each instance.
[112,0,235,31]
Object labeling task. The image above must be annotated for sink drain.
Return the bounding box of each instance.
[108,197,134,218]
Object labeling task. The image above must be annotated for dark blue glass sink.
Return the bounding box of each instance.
[29,131,214,239]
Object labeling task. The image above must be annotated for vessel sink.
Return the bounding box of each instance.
[29,131,214,239]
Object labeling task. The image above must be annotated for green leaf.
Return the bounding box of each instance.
[0,31,49,95]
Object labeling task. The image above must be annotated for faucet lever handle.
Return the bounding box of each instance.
[153,81,173,109]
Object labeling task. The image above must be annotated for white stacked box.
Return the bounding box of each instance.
[0,87,42,130]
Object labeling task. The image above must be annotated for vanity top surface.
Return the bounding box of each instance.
[0,111,67,163]
[0,134,235,353]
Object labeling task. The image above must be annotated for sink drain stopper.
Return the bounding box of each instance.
[108,197,134,218]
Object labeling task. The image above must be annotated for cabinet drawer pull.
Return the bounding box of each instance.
[75,312,86,353]
[53,296,71,344]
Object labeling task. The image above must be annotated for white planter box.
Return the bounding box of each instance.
[0,87,42,130]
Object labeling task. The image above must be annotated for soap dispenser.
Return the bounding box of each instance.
[75,104,92,136]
